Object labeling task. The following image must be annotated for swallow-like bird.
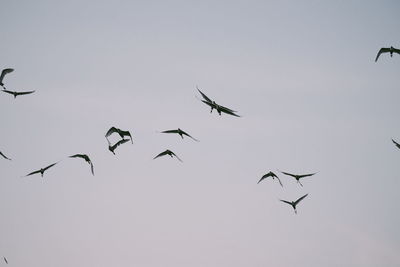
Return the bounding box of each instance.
[3,257,8,264]
[0,151,11,160]
[280,171,317,187]
[197,86,240,117]
[375,46,400,62]
[108,139,130,155]
[2,89,35,98]
[0,68,14,89]
[69,154,94,175]
[257,171,283,187]
[280,194,308,214]
[160,128,199,141]
[105,127,133,143]
[392,139,400,149]
[24,162,58,177]
[153,149,182,162]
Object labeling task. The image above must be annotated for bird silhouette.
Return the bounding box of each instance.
[2,89,35,98]
[0,151,11,161]
[197,86,240,117]
[392,139,400,149]
[280,171,317,187]
[257,171,283,187]
[108,139,130,155]
[280,194,308,214]
[3,257,8,264]
[375,46,400,62]
[160,128,199,141]
[24,162,58,177]
[105,127,133,143]
[69,154,94,175]
[0,68,14,89]
[153,149,182,162]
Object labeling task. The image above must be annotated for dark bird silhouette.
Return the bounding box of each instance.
[197,86,240,117]
[0,68,14,89]
[280,194,308,214]
[105,127,133,143]
[153,149,182,162]
[160,128,199,141]
[3,257,8,264]
[375,46,400,62]
[108,139,130,155]
[69,154,94,175]
[2,89,35,98]
[0,151,11,160]
[24,162,58,177]
[280,171,317,187]
[257,171,283,187]
[392,139,400,149]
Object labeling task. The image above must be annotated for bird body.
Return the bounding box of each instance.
[375,46,400,62]
[160,128,199,141]
[25,162,58,177]
[2,89,35,98]
[108,139,130,154]
[0,68,14,89]
[69,154,94,175]
[153,149,182,162]
[106,127,133,143]
[280,171,317,186]
[0,151,11,160]
[257,171,282,187]
[280,194,308,214]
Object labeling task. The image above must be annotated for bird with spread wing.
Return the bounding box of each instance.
[69,154,94,175]
[280,194,308,214]
[105,127,133,143]
[280,171,317,187]
[2,89,35,99]
[0,151,11,161]
[160,128,199,141]
[108,139,130,155]
[24,162,58,177]
[153,149,183,162]
[375,46,400,62]
[257,171,283,187]
[197,86,240,117]
[0,68,14,89]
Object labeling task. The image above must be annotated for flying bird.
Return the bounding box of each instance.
[197,86,240,117]
[69,154,94,175]
[160,128,199,141]
[24,162,58,177]
[105,127,133,143]
[280,194,308,214]
[0,68,14,89]
[153,149,182,162]
[108,139,130,155]
[375,46,400,62]
[2,89,35,98]
[0,151,11,160]
[3,257,8,264]
[392,138,400,149]
[280,171,317,187]
[257,171,283,187]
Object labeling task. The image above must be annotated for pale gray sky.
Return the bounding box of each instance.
[1,1,400,266]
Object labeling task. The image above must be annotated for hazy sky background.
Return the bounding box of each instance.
[1,1,400,266]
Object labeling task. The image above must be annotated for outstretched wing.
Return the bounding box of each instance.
[280,171,297,178]
[116,138,130,147]
[219,107,241,117]
[105,127,119,138]
[297,173,317,179]
[258,173,271,184]
[1,90,14,95]
[153,150,168,160]
[90,162,94,175]
[161,129,179,134]
[280,199,292,206]
[375,47,391,62]
[170,151,183,162]
[276,176,283,187]
[44,162,58,171]
[0,68,14,83]
[393,47,400,55]
[25,169,41,177]
[181,130,199,142]
[16,90,35,96]
[0,151,11,160]
[392,139,400,149]
[197,86,213,103]
[294,194,308,205]
[3,256,8,264]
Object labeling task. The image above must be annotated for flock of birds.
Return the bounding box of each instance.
[1,45,400,264]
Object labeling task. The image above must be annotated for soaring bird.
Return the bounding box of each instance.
[375,46,400,62]
[2,89,35,98]
[160,128,199,141]
[257,171,283,187]
[105,127,133,143]
[3,257,8,264]
[197,87,240,117]
[0,68,14,89]
[280,194,308,214]
[153,149,182,162]
[24,162,58,177]
[69,154,94,175]
[0,151,11,161]
[108,139,130,155]
[392,139,400,149]
[280,171,317,187]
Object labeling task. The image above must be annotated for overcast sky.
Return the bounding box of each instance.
[1,1,400,266]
